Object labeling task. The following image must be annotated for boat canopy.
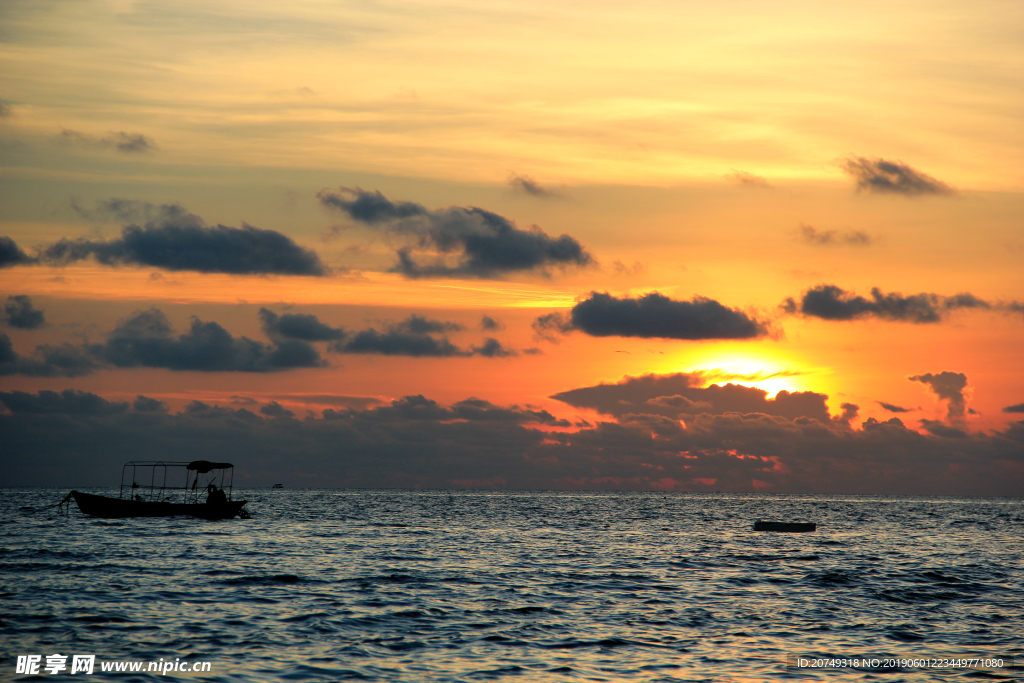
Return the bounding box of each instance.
[119,461,236,504]
[186,460,233,473]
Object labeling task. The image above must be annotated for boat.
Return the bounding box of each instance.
[68,461,249,520]
[272,483,284,489]
[753,520,816,533]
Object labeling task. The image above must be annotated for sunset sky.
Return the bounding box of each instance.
[1,0,1022,494]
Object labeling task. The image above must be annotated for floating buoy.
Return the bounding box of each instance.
[753,520,816,533]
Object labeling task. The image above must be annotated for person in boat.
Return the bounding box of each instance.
[206,483,228,506]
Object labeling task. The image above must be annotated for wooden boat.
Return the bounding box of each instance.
[67,461,248,520]
[753,520,816,533]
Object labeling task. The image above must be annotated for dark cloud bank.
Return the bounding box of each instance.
[318,187,591,278]
[535,292,768,341]
[841,156,955,196]
[2,381,1020,495]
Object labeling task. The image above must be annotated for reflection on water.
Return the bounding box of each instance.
[3,490,1022,681]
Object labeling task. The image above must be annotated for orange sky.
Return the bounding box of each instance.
[1,0,1022,493]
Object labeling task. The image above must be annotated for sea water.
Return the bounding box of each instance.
[2,489,1022,681]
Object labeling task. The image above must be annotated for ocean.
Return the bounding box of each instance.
[3,489,1022,681]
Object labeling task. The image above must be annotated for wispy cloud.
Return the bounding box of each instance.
[58,129,156,154]
[878,401,913,413]
[841,156,954,196]
[508,173,559,198]
[726,171,772,188]
[799,224,872,246]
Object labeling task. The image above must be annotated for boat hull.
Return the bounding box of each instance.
[71,491,246,520]
[753,521,816,533]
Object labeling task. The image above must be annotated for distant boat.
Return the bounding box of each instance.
[67,461,249,520]
[753,520,816,533]
[272,483,284,489]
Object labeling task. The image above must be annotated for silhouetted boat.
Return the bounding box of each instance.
[273,483,284,489]
[68,461,248,520]
[753,520,816,533]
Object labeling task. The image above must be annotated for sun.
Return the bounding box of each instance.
[677,350,819,398]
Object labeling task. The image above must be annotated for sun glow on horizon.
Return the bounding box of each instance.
[680,352,827,398]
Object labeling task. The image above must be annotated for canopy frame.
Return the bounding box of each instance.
[119,461,234,504]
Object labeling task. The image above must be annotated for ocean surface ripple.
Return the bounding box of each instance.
[3,490,1022,681]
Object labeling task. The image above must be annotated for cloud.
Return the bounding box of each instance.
[42,204,328,276]
[318,187,591,278]
[332,314,516,358]
[339,314,466,356]
[3,304,518,370]
[269,394,382,410]
[508,173,557,197]
[98,308,323,372]
[260,401,295,419]
[395,314,464,335]
[5,388,1020,495]
[258,308,345,342]
[878,401,913,413]
[532,312,574,343]
[611,260,646,276]
[542,292,768,341]
[836,402,859,423]
[909,371,968,422]
[726,171,772,188]
[4,295,45,329]
[4,305,351,377]
[0,389,128,415]
[71,198,166,223]
[58,129,156,154]
[841,156,955,196]
[471,338,517,358]
[1002,403,1024,413]
[551,372,832,423]
[0,333,101,377]
[781,284,991,323]
[132,395,168,412]
[0,236,35,268]
[919,419,968,439]
[799,224,872,246]
[336,395,565,426]
[480,315,504,331]
[342,327,467,357]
